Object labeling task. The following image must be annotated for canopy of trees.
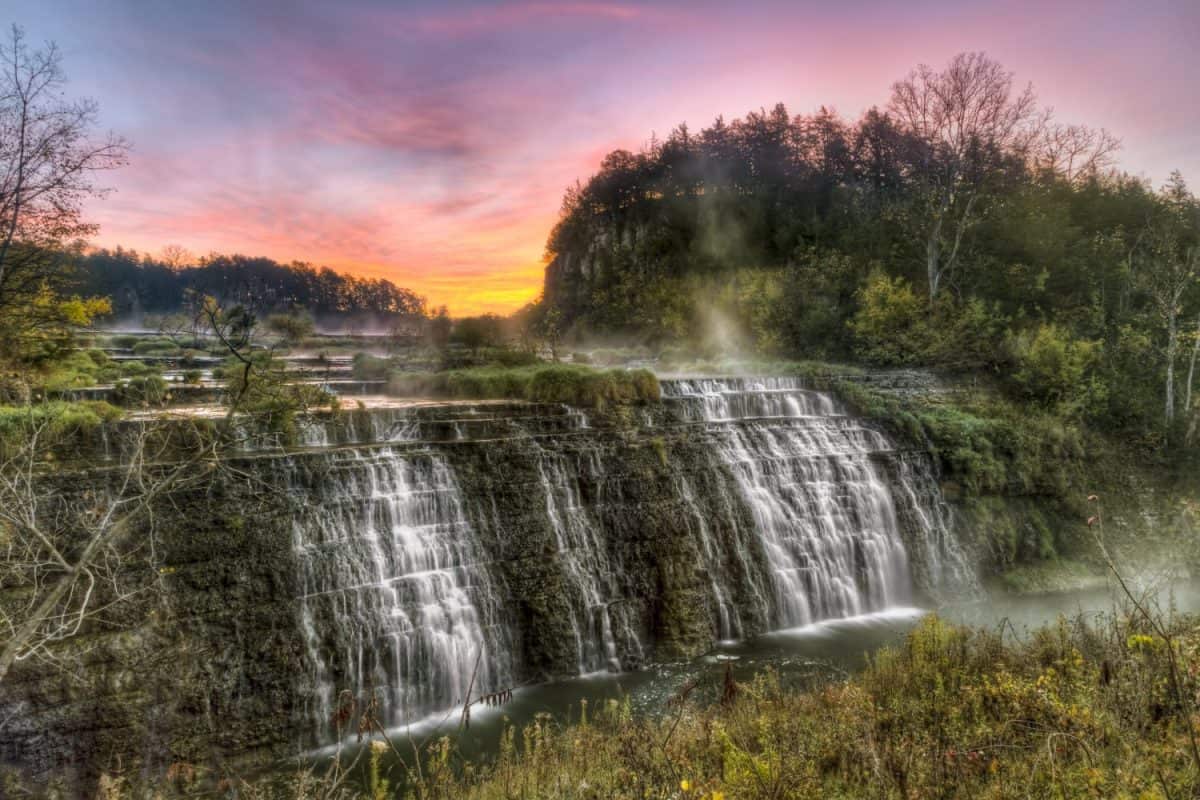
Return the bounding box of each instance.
[542,52,1199,442]
[71,249,428,321]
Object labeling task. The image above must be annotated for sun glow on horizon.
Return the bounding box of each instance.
[21,0,1195,317]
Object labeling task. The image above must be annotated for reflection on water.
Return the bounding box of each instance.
[312,578,1200,786]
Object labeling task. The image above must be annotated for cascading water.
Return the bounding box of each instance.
[282,376,972,744]
[285,447,514,741]
[532,442,645,672]
[662,376,965,629]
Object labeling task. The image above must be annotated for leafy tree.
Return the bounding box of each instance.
[265,309,316,344]
[452,314,504,352]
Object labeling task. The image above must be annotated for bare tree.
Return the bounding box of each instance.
[888,52,1040,300]
[1033,123,1121,183]
[159,243,194,271]
[0,298,328,687]
[0,415,220,684]
[0,25,127,358]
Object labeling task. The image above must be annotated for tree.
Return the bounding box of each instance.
[265,308,316,344]
[0,412,218,684]
[158,243,194,271]
[452,314,503,352]
[1033,123,1120,184]
[0,26,127,360]
[428,306,451,351]
[1140,172,1200,426]
[888,52,1040,300]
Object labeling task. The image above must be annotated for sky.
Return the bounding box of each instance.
[9,0,1200,314]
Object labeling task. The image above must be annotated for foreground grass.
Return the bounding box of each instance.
[385,364,660,409]
[121,612,1196,799]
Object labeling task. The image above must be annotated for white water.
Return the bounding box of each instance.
[288,376,974,742]
[286,448,513,740]
[533,442,646,673]
[662,376,969,628]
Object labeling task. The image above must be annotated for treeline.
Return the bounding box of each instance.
[542,52,1199,440]
[71,248,427,321]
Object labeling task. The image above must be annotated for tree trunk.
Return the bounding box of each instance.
[1185,314,1200,417]
[1165,308,1179,424]
[926,225,942,302]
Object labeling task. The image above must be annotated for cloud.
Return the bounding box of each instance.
[22,0,1195,315]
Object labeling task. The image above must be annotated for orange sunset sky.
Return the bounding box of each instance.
[13,0,1200,315]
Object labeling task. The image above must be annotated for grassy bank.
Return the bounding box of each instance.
[99,611,1200,799]
[385,364,660,409]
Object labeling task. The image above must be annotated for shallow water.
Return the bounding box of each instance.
[308,577,1200,787]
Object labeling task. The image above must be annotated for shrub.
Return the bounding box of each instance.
[1007,323,1105,417]
[386,365,659,408]
[0,401,121,456]
[111,375,170,407]
[352,353,393,381]
[222,613,1200,800]
[132,338,182,356]
[849,274,929,365]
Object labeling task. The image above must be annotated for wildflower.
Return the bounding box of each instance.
[681,779,692,791]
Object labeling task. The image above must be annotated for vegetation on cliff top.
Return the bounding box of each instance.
[538,52,1200,455]
[385,364,660,409]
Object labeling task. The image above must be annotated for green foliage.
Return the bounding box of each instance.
[1006,323,1106,416]
[219,613,1200,799]
[0,286,112,365]
[351,353,392,381]
[131,337,182,356]
[452,314,504,351]
[265,310,316,343]
[386,364,660,409]
[110,375,170,407]
[0,401,120,457]
[848,274,928,365]
[833,379,1084,498]
[224,352,333,442]
[538,90,1199,449]
[35,349,164,392]
[849,274,1009,370]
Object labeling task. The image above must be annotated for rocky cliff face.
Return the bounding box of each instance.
[0,378,975,793]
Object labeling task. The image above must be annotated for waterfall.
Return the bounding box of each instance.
[662,376,960,629]
[532,442,645,673]
[280,377,973,737]
[285,447,514,740]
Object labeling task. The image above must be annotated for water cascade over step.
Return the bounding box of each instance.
[661,376,968,628]
[283,447,514,740]
[280,377,975,743]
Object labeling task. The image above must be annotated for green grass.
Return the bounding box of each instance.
[130,612,1200,799]
[36,349,164,392]
[830,377,1085,498]
[0,400,121,456]
[656,355,867,380]
[387,364,660,409]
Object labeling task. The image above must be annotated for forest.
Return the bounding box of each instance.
[539,53,1199,447]
[70,248,429,320]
